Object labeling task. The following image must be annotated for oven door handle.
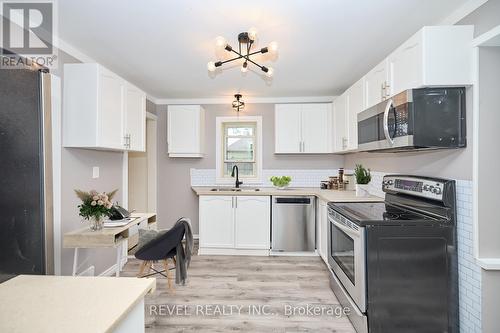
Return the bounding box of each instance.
[330,218,361,238]
[383,99,394,145]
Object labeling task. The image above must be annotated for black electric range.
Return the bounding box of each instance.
[327,175,458,333]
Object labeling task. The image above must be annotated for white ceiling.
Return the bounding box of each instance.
[58,0,470,100]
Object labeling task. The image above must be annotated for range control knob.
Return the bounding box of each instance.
[434,187,442,195]
[423,185,430,191]
[388,180,394,185]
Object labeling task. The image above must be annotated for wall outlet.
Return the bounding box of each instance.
[92,166,100,179]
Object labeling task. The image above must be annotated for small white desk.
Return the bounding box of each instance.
[63,213,156,276]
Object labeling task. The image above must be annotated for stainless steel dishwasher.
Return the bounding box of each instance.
[271,196,315,252]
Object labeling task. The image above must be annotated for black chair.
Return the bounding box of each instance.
[134,224,185,289]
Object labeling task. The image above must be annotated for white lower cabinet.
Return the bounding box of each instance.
[199,196,234,248]
[235,196,271,249]
[199,195,270,255]
[316,199,328,264]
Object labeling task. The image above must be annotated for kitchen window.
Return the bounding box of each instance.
[216,116,262,184]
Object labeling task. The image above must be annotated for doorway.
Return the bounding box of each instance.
[128,114,157,213]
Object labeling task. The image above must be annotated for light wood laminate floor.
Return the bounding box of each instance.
[122,250,356,333]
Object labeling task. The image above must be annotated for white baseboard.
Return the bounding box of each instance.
[269,251,319,257]
[198,248,269,256]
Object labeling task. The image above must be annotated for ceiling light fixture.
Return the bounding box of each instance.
[232,94,245,112]
[207,28,278,77]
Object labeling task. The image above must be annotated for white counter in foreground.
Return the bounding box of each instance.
[0,275,156,333]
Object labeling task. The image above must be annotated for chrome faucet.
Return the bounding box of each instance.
[231,165,243,188]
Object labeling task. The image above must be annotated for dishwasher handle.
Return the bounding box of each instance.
[274,197,312,205]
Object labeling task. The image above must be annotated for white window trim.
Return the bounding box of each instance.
[216,116,263,185]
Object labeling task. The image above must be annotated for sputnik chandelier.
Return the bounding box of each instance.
[232,94,244,112]
[207,28,278,77]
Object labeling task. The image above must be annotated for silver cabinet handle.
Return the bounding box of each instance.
[235,196,237,209]
[381,82,385,100]
[123,134,130,149]
[302,141,305,152]
[231,197,234,208]
[385,81,391,97]
[342,137,347,150]
[299,141,302,152]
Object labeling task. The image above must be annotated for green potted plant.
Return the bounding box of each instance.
[74,189,117,231]
[354,164,371,197]
[270,176,292,190]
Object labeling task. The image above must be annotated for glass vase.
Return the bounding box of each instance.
[89,216,104,231]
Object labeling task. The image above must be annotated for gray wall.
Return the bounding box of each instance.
[457,0,500,37]
[157,103,344,234]
[53,50,125,276]
[459,2,500,332]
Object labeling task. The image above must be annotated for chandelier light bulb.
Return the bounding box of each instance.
[248,27,258,41]
[207,61,216,72]
[266,67,274,78]
[241,62,248,73]
[268,41,278,54]
[215,36,227,49]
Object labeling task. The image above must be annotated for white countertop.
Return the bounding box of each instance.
[192,186,383,203]
[0,275,156,333]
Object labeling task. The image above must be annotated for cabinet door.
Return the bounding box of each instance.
[364,59,389,109]
[234,196,270,249]
[275,104,302,153]
[301,103,332,153]
[199,196,234,248]
[124,85,146,152]
[98,70,124,149]
[388,32,422,96]
[332,94,348,152]
[167,105,203,156]
[346,78,365,150]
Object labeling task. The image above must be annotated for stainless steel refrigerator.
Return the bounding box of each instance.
[0,67,54,282]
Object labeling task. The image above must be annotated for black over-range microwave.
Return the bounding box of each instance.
[357,87,466,152]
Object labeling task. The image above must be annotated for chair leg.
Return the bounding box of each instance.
[145,261,152,276]
[137,261,147,277]
[164,259,174,291]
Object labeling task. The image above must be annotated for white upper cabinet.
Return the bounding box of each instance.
[387,26,473,97]
[274,104,302,153]
[346,77,365,151]
[364,59,390,109]
[363,26,473,110]
[63,63,146,152]
[124,84,146,152]
[275,103,332,154]
[97,69,124,149]
[167,105,205,157]
[332,94,348,153]
[301,103,331,153]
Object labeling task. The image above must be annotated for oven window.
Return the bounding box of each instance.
[331,223,355,284]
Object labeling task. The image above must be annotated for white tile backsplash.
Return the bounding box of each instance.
[190,168,339,187]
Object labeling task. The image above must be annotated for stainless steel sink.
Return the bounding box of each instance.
[209,187,261,192]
